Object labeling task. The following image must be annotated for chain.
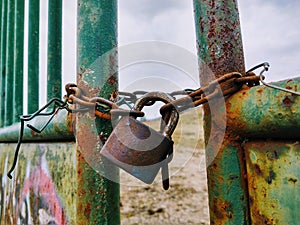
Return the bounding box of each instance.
[7,62,299,178]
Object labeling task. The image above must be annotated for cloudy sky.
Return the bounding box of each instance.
[117,0,300,85]
[35,1,300,108]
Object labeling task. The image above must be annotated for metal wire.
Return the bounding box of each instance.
[7,98,70,179]
[259,64,300,96]
[248,62,300,96]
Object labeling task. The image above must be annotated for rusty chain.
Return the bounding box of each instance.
[10,62,297,178]
[62,70,260,119]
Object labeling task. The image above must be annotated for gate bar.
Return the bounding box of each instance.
[227,77,300,139]
[0,109,74,142]
[13,0,25,123]
[4,0,15,126]
[193,0,250,224]
[76,0,120,224]
[27,0,39,114]
[0,0,1,127]
[0,0,7,127]
[47,0,62,101]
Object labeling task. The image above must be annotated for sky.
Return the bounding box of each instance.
[34,0,300,108]
[117,0,300,85]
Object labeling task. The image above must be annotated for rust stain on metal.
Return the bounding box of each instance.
[254,164,262,176]
[100,116,173,184]
[244,141,300,224]
[30,129,38,137]
[226,77,300,139]
[212,198,232,222]
[108,75,117,86]
[198,0,245,77]
[109,90,118,102]
[84,202,91,216]
[76,121,102,165]
[77,73,100,98]
[282,96,293,106]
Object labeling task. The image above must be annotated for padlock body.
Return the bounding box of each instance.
[101,116,173,184]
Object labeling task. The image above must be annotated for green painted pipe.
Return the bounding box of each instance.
[13,0,25,123]
[227,77,300,139]
[0,0,7,127]
[193,0,250,224]
[0,0,2,127]
[47,0,62,101]
[0,109,74,142]
[27,0,39,114]
[77,0,119,224]
[4,0,15,126]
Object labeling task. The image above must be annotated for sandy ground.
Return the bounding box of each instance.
[120,108,210,224]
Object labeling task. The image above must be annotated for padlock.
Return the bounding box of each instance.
[101,92,179,187]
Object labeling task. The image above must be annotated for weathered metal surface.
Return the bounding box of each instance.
[77,0,119,224]
[193,0,245,82]
[13,0,25,123]
[227,77,300,139]
[244,141,300,225]
[101,116,173,184]
[4,0,15,126]
[0,0,7,127]
[193,0,249,224]
[0,109,74,142]
[27,0,39,113]
[0,142,77,224]
[0,0,2,127]
[205,142,249,225]
[47,0,62,101]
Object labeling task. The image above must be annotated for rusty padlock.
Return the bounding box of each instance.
[100,92,179,188]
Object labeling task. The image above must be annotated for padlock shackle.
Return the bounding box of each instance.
[133,92,179,139]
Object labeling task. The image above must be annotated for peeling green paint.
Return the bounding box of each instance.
[77,0,119,224]
[193,0,249,224]
[227,78,300,139]
[245,141,300,225]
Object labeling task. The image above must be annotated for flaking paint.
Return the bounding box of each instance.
[245,141,300,225]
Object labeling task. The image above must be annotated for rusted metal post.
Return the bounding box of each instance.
[193,0,250,224]
[76,0,119,224]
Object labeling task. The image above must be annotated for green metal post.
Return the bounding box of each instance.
[47,0,62,101]
[193,0,249,224]
[27,0,39,113]
[13,0,25,122]
[77,0,119,224]
[4,0,15,126]
[0,0,2,127]
[0,0,7,127]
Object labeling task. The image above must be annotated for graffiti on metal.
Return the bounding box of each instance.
[0,143,76,225]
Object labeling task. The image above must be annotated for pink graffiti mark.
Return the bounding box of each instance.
[17,152,68,225]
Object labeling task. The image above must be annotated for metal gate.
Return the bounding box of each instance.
[0,0,299,224]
